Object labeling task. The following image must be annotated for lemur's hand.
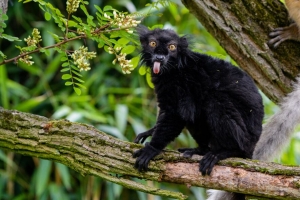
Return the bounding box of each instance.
[133,142,161,171]
[134,128,155,144]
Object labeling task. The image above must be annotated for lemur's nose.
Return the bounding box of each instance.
[155,55,165,61]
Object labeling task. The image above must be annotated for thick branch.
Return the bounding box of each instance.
[0,0,8,14]
[182,0,300,103]
[0,107,300,199]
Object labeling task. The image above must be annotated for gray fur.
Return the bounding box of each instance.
[253,76,300,160]
[207,77,300,199]
[207,190,236,200]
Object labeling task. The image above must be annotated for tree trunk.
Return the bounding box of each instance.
[181,0,300,103]
[1,107,300,199]
[0,0,8,14]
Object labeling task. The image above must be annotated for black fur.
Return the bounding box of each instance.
[133,26,264,176]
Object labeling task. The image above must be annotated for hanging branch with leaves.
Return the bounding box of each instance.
[0,0,145,94]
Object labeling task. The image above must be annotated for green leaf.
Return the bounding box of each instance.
[80,5,91,17]
[1,34,20,42]
[98,40,105,48]
[66,32,77,38]
[60,68,69,72]
[39,48,50,56]
[2,14,8,21]
[74,76,84,83]
[54,47,63,53]
[65,81,73,86]
[109,39,117,44]
[71,70,82,77]
[62,62,69,67]
[103,5,113,11]
[115,104,128,134]
[74,87,81,95]
[47,31,61,42]
[0,51,7,59]
[55,163,71,189]
[49,184,63,200]
[15,45,22,51]
[104,45,111,53]
[68,20,78,27]
[87,16,96,27]
[72,16,82,23]
[36,160,52,197]
[131,56,140,68]
[13,96,46,111]
[150,24,164,29]
[1,22,6,28]
[75,83,86,89]
[62,74,72,80]
[61,57,68,61]
[94,5,103,14]
[21,45,37,52]
[139,65,147,75]
[45,12,51,21]
[71,65,80,72]
[0,65,8,109]
[146,73,154,88]
[117,38,130,45]
[97,125,126,140]
[121,45,135,54]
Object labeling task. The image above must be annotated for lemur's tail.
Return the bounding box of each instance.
[253,76,300,160]
[207,190,244,200]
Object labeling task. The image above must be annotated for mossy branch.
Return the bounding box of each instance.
[0,107,300,199]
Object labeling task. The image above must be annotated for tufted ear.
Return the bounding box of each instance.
[179,36,189,49]
[136,25,150,46]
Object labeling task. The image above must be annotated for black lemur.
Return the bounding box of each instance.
[133,26,264,177]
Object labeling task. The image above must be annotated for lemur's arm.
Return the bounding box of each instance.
[133,112,184,171]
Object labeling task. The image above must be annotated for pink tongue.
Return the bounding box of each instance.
[153,61,161,74]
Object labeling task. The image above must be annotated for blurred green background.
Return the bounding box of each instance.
[0,0,299,199]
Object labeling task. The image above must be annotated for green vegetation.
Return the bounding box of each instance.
[0,0,298,199]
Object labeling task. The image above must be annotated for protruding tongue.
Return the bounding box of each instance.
[153,61,161,74]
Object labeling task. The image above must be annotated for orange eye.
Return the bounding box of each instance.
[168,44,176,51]
[149,41,156,47]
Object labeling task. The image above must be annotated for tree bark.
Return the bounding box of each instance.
[0,0,8,14]
[181,0,300,103]
[1,107,300,199]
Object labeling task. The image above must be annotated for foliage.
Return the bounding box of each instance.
[3,0,142,95]
[0,0,299,199]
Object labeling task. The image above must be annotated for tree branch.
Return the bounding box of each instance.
[181,0,300,103]
[0,107,300,199]
[0,0,8,14]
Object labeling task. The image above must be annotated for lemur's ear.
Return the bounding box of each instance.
[179,36,189,49]
[136,25,150,46]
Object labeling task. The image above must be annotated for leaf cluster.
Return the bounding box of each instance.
[1,0,144,94]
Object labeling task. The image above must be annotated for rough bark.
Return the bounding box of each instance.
[1,107,300,199]
[181,0,300,103]
[0,0,8,14]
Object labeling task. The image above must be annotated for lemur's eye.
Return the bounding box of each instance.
[149,41,156,47]
[168,44,176,51]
